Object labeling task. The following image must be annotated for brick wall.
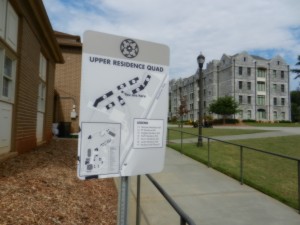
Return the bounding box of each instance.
[45,61,56,141]
[15,19,40,153]
[15,18,56,153]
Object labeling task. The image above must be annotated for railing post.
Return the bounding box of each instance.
[180,129,183,154]
[298,160,300,214]
[180,217,185,225]
[240,146,244,185]
[136,175,141,225]
[207,138,211,168]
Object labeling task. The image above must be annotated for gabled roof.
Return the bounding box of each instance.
[54,31,82,48]
[250,55,267,61]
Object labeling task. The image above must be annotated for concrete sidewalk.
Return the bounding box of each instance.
[127,147,300,225]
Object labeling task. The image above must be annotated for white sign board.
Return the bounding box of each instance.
[77,31,169,179]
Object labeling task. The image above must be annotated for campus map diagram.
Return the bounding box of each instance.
[78,68,168,179]
[77,31,169,179]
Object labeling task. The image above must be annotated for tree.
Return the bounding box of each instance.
[291,90,300,122]
[291,55,300,79]
[178,87,189,127]
[177,96,189,128]
[209,96,239,124]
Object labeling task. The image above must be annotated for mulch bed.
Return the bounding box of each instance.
[0,139,118,225]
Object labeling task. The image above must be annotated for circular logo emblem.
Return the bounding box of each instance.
[120,39,139,58]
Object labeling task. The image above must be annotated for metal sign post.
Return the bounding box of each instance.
[118,176,129,225]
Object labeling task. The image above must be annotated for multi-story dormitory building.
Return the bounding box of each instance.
[0,0,64,158]
[169,52,291,122]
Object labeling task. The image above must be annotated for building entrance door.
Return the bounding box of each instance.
[0,102,12,154]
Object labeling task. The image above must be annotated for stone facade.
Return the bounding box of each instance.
[169,52,290,122]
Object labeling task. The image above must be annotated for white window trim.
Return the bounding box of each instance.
[5,2,19,51]
[0,47,16,103]
[0,0,7,38]
[37,53,47,113]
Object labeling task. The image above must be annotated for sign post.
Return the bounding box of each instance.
[77,31,169,224]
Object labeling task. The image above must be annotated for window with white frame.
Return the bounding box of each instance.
[239,110,243,119]
[239,81,243,89]
[273,97,277,106]
[0,1,19,51]
[247,96,251,104]
[273,111,277,120]
[257,69,266,78]
[37,54,47,112]
[247,67,251,76]
[257,109,266,119]
[247,82,251,90]
[239,67,243,75]
[0,49,16,102]
[247,110,251,119]
[257,95,265,105]
[257,81,266,91]
[281,112,285,120]
[239,95,243,104]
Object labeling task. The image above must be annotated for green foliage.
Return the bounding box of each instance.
[209,96,239,124]
[169,116,178,123]
[291,55,300,79]
[209,96,239,116]
[212,118,239,124]
[290,90,300,122]
[242,119,256,123]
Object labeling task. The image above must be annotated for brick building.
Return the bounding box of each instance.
[169,52,291,122]
[0,0,63,157]
[54,31,82,135]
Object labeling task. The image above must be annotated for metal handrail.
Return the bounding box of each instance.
[144,174,196,225]
[168,128,300,162]
[167,128,300,213]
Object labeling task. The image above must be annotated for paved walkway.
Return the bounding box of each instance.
[127,148,300,225]
[125,127,300,224]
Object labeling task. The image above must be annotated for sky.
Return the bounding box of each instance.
[43,0,300,90]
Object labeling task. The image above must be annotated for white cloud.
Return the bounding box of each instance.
[43,0,300,89]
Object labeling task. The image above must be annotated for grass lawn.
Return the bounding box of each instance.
[168,135,300,210]
[167,127,269,140]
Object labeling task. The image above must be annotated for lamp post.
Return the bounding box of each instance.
[197,52,205,147]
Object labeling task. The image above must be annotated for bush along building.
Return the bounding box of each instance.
[0,0,64,157]
[169,52,291,122]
